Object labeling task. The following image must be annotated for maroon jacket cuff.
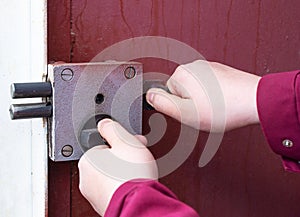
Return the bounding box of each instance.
[104,179,199,217]
[257,70,300,164]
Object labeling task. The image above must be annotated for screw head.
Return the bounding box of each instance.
[61,68,74,81]
[62,145,73,157]
[124,66,136,79]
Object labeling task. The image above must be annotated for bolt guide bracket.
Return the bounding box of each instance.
[9,61,148,161]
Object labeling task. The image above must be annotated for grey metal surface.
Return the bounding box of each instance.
[47,61,143,161]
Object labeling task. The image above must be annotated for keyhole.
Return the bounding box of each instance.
[95,93,104,104]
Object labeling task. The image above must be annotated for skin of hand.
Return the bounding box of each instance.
[146,60,261,132]
[78,119,158,216]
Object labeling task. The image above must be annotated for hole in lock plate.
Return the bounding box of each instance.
[95,93,105,105]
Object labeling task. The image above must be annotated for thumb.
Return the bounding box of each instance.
[97,119,144,150]
[146,88,191,122]
[97,119,156,166]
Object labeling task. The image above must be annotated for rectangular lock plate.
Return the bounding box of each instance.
[47,61,143,161]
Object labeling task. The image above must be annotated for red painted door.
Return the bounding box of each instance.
[48,1,300,216]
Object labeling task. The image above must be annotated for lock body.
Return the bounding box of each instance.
[47,62,143,161]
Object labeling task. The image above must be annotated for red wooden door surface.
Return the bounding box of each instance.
[48,1,300,216]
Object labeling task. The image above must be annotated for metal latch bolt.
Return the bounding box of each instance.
[9,82,53,119]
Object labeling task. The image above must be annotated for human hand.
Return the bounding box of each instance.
[78,119,158,216]
[146,60,261,132]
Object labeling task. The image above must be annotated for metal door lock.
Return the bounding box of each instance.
[9,61,143,161]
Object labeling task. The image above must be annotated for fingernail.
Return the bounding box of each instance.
[97,118,112,129]
[146,92,155,107]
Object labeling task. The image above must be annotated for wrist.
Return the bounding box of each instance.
[249,75,261,125]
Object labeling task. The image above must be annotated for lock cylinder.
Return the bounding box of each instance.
[9,82,53,120]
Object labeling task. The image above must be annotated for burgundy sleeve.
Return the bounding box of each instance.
[104,179,199,217]
[257,70,300,172]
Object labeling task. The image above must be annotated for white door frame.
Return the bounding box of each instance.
[0,0,48,216]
